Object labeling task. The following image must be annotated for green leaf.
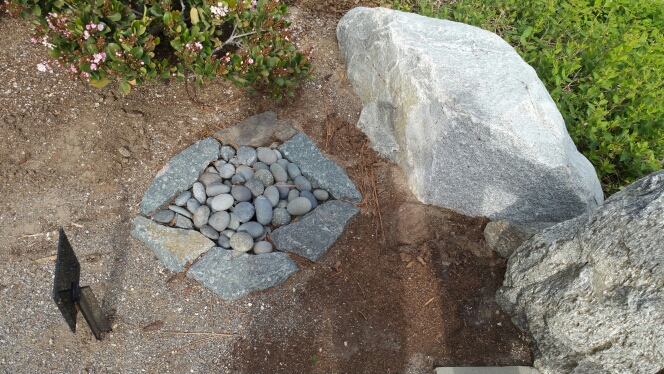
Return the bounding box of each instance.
[118,81,131,94]
[108,12,121,22]
[47,48,62,58]
[163,11,172,23]
[170,39,182,51]
[129,47,144,59]
[90,77,111,88]
[190,8,200,25]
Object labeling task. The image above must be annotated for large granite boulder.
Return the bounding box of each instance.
[496,170,664,373]
[337,7,603,225]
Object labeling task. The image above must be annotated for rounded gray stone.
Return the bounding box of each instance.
[288,189,300,202]
[230,232,254,252]
[231,185,252,202]
[174,190,192,206]
[235,165,254,180]
[287,163,301,179]
[206,183,231,197]
[254,169,274,187]
[274,149,283,160]
[208,211,231,232]
[211,194,234,211]
[220,229,236,238]
[237,221,265,239]
[217,163,235,179]
[186,198,200,214]
[313,189,329,201]
[170,205,193,218]
[287,197,313,216]
[200,224,220,240]
[153,209,175,223]
[271,207,291,227]
[254,196,273,225]
[233,202,255,223]
[300,190,318,210]
[237,146,257,166]
[174,214,194,229]
[277,200,288,209]
[231,174,246,184]
[294,175,312,192]
[217,235,231,249]
[192,182,206,203]
[253,241,273,254]
[244,178,265,197]
[206,166,218,174]
[220,145,236,161]
[263,186,280,207]
[213,159,226,168]
[193,205,211,228]
[270,163,289,183]
[274,182,290,199]
[228,212,240,230]
[276,158,289,169]
[257,147,278,165]
[253,161,270,171]
[229,157,239,166]
[199,172,222,187]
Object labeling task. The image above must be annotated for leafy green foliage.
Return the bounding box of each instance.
[1,0,313,100]
[386,0,664,194]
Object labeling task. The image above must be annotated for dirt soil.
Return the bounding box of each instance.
[0,1,532,373]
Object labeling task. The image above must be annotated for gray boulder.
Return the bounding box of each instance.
[140,137,220,215]
[186,247,299,301]
[496,170,664,373]
[214,111,298,147]
[337,7,603,225]
[484,220,540,259]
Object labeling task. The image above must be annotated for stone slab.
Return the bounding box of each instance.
[435,367,540,374]
[186,247,299,301]
[131,216,215,272]
[140,137,220,215]
[278,133,362,203]
[214,111,298,147]
[271,200,360,261]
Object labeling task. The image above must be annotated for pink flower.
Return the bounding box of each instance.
[81,72,90,78]
[97,23,104,31]
[248,58,254,64]
[30,38,38,44]
[83,30,90,40]
[90,63,97,70]
[37,63,47,72]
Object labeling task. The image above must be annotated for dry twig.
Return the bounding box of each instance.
[370,169,386,244]
[423,297,436,307]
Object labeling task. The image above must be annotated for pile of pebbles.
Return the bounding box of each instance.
[150,145,332,255]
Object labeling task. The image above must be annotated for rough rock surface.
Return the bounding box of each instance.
[140,137,220,215]
[271,200,360,261]
[337,7,603,225]
[496,170,664,373]
[186,247,299,301]
[278,133,362,203]
[214,111,298,147]
[484,220,540,259]
[131,216,215,272]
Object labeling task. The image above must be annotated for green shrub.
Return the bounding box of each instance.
[387,0,664,194]
[1,0,313,99]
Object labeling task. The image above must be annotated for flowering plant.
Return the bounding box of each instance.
[1,0,313,98]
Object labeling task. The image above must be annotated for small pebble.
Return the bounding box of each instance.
[276,200,288,209]
[211,194,234,211]
[174,214,193,229]
[217,163,235,179]
[224,180,232,187]
[213,159,226,168]
[231,185,252,202]
[237,146,257,166]
[220,146,236,161]
[274,182,290,199]
[231,174,246,184]
[237,221,265,239]
[186,198,200,214]
[287,163,301,179]
[287,197,312,216]
[217,235,231,249]
[199,172,222,187]
[254,196,273,225]
[257,147,278,165]
[206,183,230,197]
[263,186,280,207]
[299,190,318,210]
[253,161,270,171]
[234,202,255,223]
[229,157,239,166]
[244,178,264,197]
[274,149,282,160]
[313,189,329,201]
[254,169,274,187]
[228,213,240,230]
[221,229,236,238]
[235,165,254,180]
[206,166,218,174]
[174,191,192,206]
[153,210,175,224]
[271,207,291,227]
[230,232,254,252]
[294,175,312,191]
[169,205,193,218]
[193,205,211,228]
[208,211,231,232]
[199,225,220,240]
[287,189,300,202]
[270,163,288,183]
[276,159,290,169]
[192,182,206,203]
[253,241,273,254]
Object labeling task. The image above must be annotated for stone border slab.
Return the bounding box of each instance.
[435,367,541,374]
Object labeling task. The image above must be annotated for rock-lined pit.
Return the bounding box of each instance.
[132,112,361,300]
